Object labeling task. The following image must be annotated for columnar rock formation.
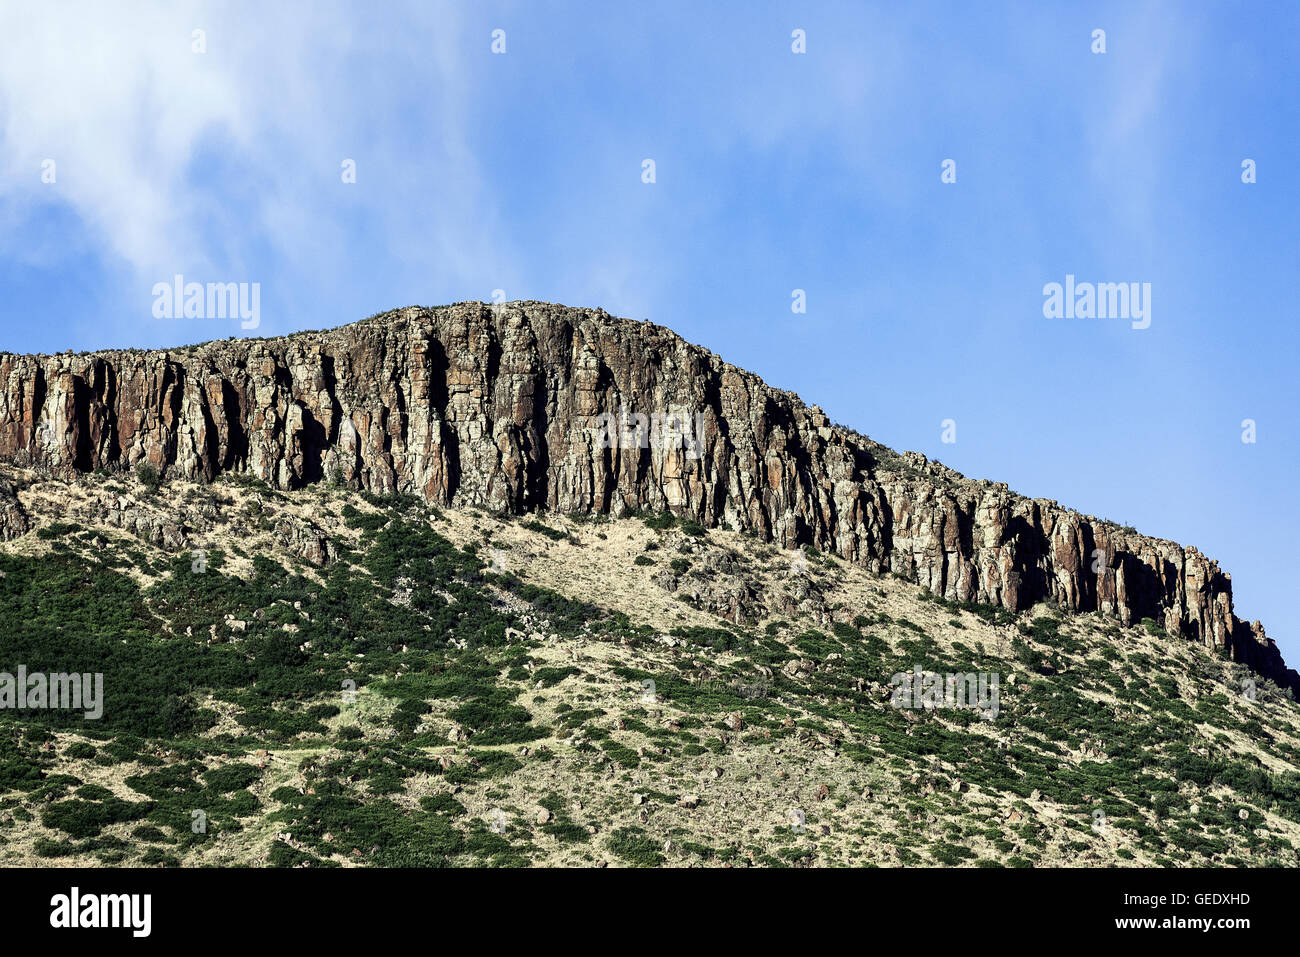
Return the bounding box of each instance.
[0,301,1292,691]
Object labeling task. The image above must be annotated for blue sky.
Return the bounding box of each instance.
[1,1,1297,658]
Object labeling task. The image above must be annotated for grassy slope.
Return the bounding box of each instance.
[0,466,1297,868]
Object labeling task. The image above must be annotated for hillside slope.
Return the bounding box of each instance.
[0,466,1297,868]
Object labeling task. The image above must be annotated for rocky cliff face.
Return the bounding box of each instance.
[1,301,1292,691]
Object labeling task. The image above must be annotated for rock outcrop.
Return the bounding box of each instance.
[0,478,29,540]
[0,301,1292,691]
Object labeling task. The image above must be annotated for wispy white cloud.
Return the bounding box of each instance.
[0,0,508,307]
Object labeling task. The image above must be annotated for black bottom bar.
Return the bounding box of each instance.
[0,865,1276,943]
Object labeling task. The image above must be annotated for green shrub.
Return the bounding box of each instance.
[136,463,162,494]
[607,826,664,866]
